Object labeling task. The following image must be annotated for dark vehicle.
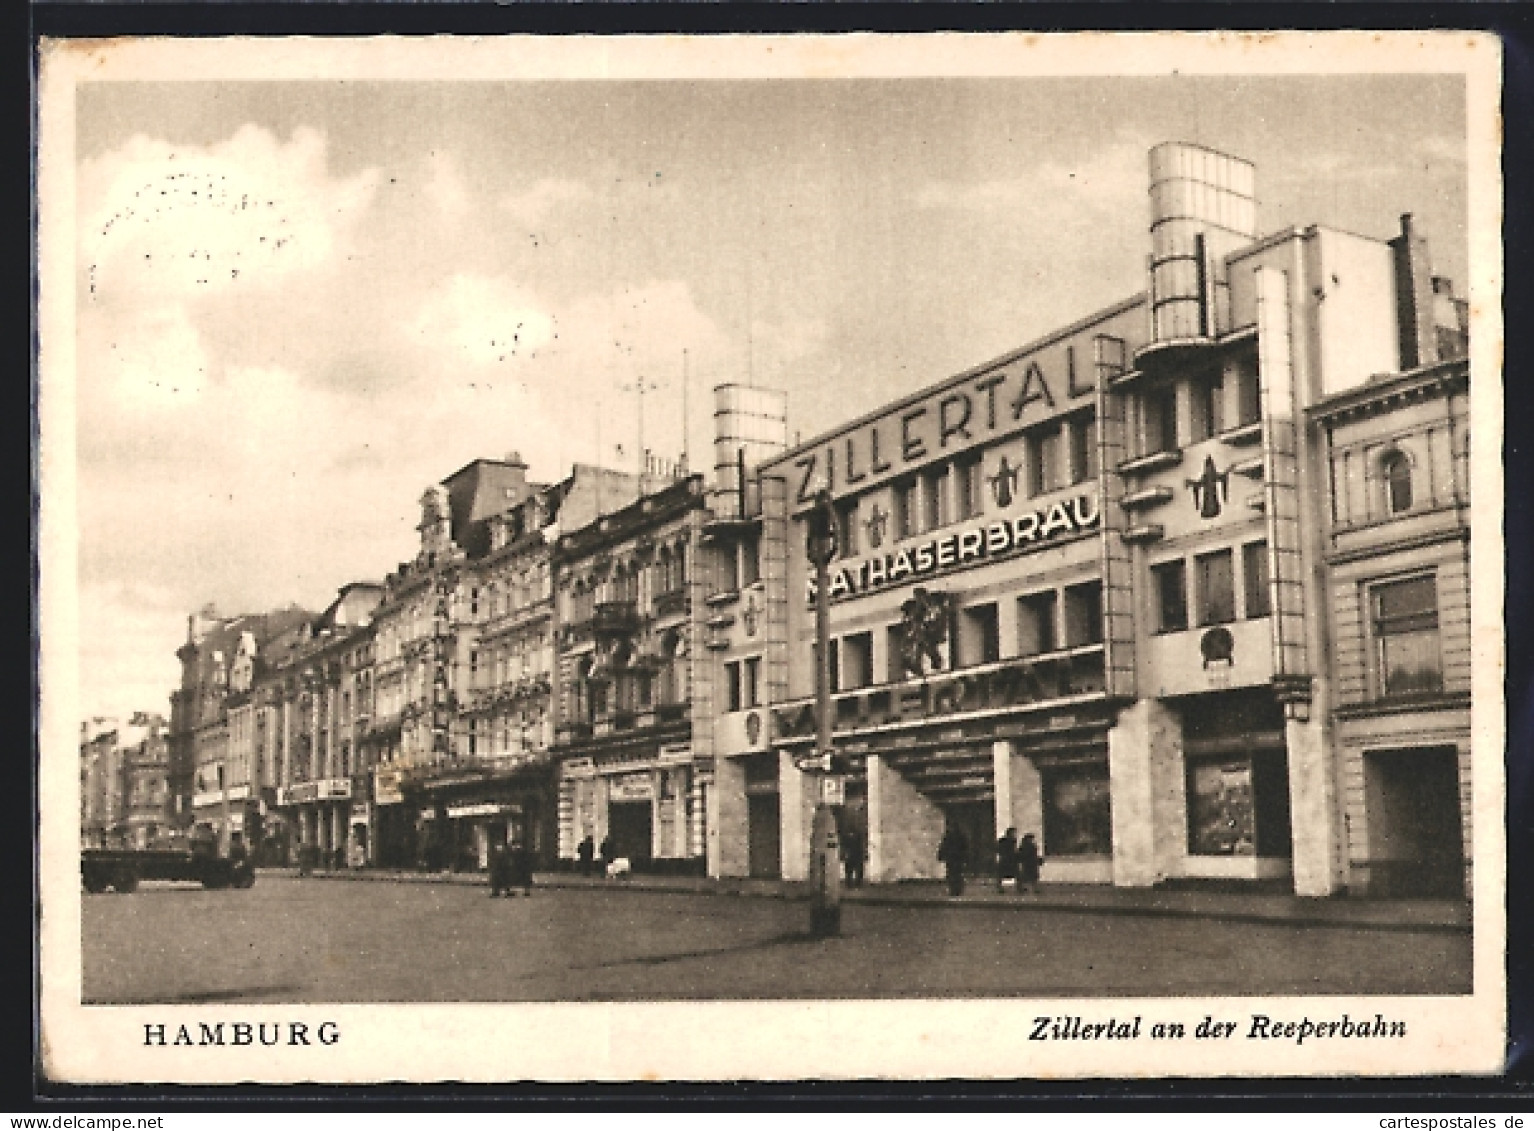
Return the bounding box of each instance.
[81,848,256,893]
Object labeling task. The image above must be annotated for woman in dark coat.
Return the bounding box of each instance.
[995,827,1018,893]
[1016,832,1043,894]
[937,824,968,897]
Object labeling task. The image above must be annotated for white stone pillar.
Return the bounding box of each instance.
[1285,707,1343,896]
[709,755,748,878]
[779,750,811,881]
[1108,699,1185,887]
[992,740,1013,836]
[866,753,945,882]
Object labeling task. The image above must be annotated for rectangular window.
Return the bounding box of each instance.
[739,537,761,587]
[955,456,983,520]
[1153,559,1189,633]
[1235,358,1262,427]
[1243,541,1271,618]
[1067,409,1099,485]
[1190,369,1224,442]
[919,466,949,532]
[1372,575,1443,697]
[1018,591,1059,655]
[1042,764,1113,856]
[1063,581,1104,646]
[835,499,860,558]
[724,661,743,713]
[843,632,874,690]
[1187,758,1255,856]
[1196,549,1236,626]
[742,656,761,709]
[1028,423,1062,496]
[893,479,918,540]
[958,602,1001,667]
[1140,383,1178,456]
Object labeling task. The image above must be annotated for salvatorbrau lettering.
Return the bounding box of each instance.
[143,1020,339,1046]
[808,492,1100,604]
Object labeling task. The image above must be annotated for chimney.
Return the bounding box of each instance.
[1390,213,1439,370]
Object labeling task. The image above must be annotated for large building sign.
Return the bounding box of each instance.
[790,351,1093,503]
[809,491,1100,604]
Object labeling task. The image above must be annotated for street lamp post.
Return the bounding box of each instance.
[804,488,841,938]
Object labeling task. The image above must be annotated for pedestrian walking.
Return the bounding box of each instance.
[577,834,595,877]
[1017,832,1043,895]
[995,826,1018,893]
[506,840,535,896]
[487,841,509,897]
[599,835,614,878]
[840,825,865,888]
[937,823,968,897]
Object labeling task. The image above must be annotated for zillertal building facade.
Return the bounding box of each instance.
[731,142,1471,897]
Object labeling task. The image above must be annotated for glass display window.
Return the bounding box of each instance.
[1042,762,1113,856]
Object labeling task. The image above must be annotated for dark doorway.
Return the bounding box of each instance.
[607,800,653,865]
[1364,747,1465,897]
[747,793,782,879]
[942,799,997,876]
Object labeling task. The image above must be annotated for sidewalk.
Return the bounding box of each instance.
[261,866,1471,933]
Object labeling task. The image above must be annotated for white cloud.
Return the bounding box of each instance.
[500,178,594,226]
[424,150,469,218]
[408,274,558,367]
[84,302,211,413]
[914,139,1147,216]
[80,124,379,306]
[77,580,185,720]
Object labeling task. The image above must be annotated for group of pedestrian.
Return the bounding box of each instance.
[576,834,622,878]
[994,827,1041,895]
[936,823,1043,897]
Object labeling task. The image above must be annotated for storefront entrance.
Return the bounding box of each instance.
[607,800,653,865]
[1363,746,1465,897]
[746,793,781,879]
[941,799,997,876]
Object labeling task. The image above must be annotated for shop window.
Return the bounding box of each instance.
[893,479,918,541]
[1153,559,1188,633]
[743,656,762,709]
[842,631,874,690]
[1042,763,1113,856]
[921,465,951,531]
[1234,358,1262,427]
[1381,449,1414,515]
[1372,575,1442,698]
[1243,541,1271,618]
[958,602,1001,667]
[1186,752,1292,857]
[1027,422,1062,496]
[1196,550,1236,627]
[835,498,860,558]
[1190,368,1224,442]
[1063,581,1104,647]
[955,456,983,520]
[1018,591,1059,656]
[1139,383,1178,456]
[1067,409,1099,485]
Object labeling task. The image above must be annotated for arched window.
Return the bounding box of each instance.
[1381,449,1413,515]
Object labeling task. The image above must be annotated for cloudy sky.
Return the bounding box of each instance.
[66,62,1468,722]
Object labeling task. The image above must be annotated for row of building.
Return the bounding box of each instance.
[86,141,1475,898]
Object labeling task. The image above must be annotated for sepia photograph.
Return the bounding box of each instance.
[36,31,1505,1082]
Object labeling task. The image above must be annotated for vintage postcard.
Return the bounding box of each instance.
[37,31,1506,1083]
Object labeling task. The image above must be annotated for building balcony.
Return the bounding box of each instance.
[1119,486,1174,512]
[1116,449,1183,477]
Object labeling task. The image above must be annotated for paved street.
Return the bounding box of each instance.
[81,875,1471,1004]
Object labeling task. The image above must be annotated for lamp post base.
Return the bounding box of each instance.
[807,802,842,938]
